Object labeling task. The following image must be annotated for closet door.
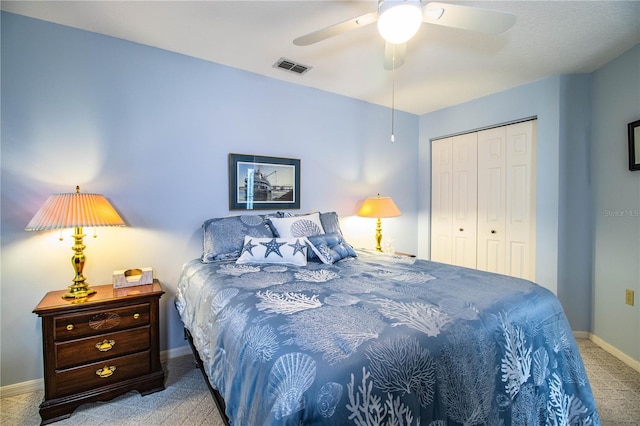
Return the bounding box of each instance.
[476,121,537,280]
[505,120,536,280]
[477,127,507,274]
[430,134,478,267]
[451,133,478,268]
[431,138,453,264]
[430,120,535,279]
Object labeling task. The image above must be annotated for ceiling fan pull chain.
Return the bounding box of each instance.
[391,44,396,144]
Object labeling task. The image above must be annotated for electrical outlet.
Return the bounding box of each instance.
[626,289,635,306]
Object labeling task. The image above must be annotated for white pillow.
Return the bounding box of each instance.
[236,236,308,266]
[268,212,325,238]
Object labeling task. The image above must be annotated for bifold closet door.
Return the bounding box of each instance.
[431,138,453,264]
[477,126,507,274]
[431,133,477,268]
[431,120,536,281]
[451,133,478,268]
[504,121,536,281]
[477,121,536,281]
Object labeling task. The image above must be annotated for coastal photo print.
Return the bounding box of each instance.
[229,153,300,210]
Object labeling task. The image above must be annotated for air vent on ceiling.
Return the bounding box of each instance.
[273,57,312,75]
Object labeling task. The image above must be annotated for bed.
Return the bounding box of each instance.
[175,212,600,425]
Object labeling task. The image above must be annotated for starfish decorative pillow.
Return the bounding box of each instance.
[236,236,308,266]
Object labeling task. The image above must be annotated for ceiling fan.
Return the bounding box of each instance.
[293,0,516,70]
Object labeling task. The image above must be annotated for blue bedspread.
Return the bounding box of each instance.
[176,250,599,425]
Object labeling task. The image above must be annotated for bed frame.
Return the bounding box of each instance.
[183,328,230,426]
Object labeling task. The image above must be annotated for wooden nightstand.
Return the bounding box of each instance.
[33,280,165,425]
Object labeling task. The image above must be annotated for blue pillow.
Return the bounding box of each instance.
[202,215,274,262]
[306,232,357,265]
[319,211,344,235]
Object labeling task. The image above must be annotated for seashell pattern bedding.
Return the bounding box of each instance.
[176,249,599,425]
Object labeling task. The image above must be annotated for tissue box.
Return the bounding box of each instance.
[113,267,153,288]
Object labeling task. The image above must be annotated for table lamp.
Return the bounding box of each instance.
[25,186,125,299]
[357,193,402,252]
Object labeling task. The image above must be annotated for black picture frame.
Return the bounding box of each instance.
[629,120,640,171]
[229,153,301,210]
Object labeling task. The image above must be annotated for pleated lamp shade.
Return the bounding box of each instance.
[357,194,402,218]
[25,186,125,231]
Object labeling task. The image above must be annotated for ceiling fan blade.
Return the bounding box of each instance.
[293,11,378,46]
[384,42,406,70]
[423,2,516,34]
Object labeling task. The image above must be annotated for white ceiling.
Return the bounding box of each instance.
[3,0,639,115]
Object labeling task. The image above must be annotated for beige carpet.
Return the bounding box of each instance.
[577,339,640,425]
[1,339,638,425]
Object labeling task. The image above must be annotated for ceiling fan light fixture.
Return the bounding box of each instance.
[377,1,423,44]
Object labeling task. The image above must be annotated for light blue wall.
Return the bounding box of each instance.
[557,74,593,334]
[0,12,419,386]
[591,45,640,360]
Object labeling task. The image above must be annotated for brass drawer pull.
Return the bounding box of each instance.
[96,366,116,378]
[95,339,116,352]
[66,324,74,331]
[133,313,140,320]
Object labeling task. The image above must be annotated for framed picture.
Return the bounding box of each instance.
[229,153,301,210]
[629,119,640,171]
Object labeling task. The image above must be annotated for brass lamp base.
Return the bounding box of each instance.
[375,217,383,252]
[62,284,96,299]
[62,226,96,300]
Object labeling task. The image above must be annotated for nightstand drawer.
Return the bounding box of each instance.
[54,351,152,397]
[56,326,151,369]
[54,303,150,340]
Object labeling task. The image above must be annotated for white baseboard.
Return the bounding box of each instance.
[573,331,590,339]
[160,344,193,362]
[589,333,640,373]
[0,345,195,399]
[0,378,43,399]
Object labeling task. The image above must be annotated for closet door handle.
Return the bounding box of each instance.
[491,230,497,234]
[459,228,464,232]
